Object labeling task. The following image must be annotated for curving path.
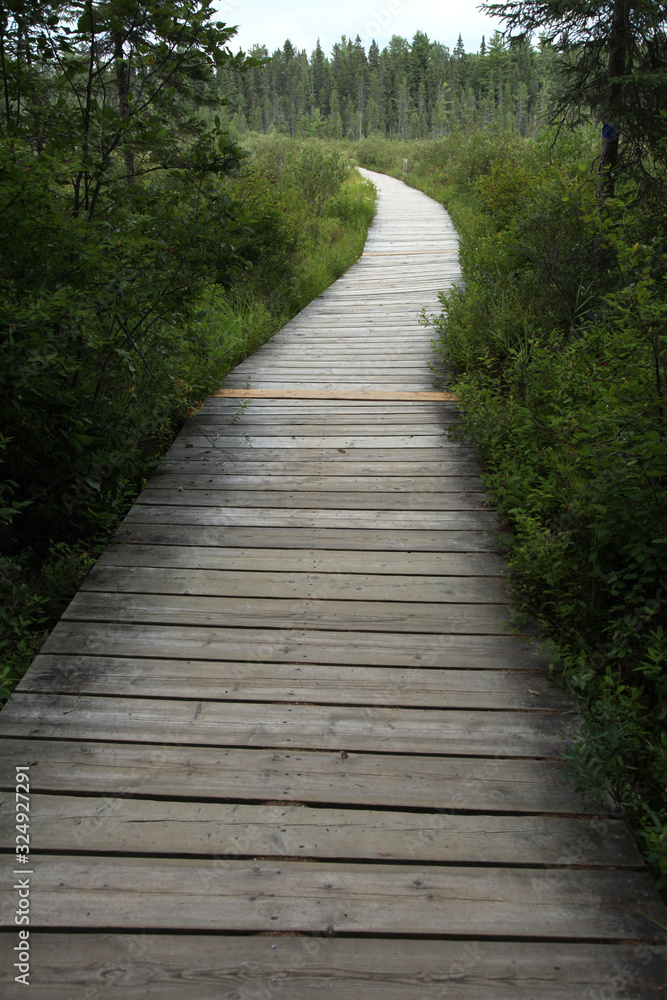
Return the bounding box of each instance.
[1,170,665,997]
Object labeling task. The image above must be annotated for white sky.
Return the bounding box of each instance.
[214,0,506,57]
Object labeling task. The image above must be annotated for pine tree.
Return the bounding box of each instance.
[328,87,343,138]
[213,25,566,141]
[481,1,667,198]
[311,39,329,108]
[432,91,446,135]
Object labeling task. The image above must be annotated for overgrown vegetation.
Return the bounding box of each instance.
[0,3,375,701]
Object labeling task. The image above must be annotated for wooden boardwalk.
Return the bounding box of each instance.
[1,169,666,996]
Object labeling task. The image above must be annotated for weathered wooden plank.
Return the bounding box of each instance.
[163,447,480,465]
[227,365,441,374]
[100,544,508,575]
[41,622,549,668]
[214,388,457,400]
[20,655,568,710]
[227,356,440,364]
[197,414,451,427]
[188,417,452,431]
[157,460,480,476]
[200,392,445,401]
[0,694,570,756]
[1,936,663,1000]
[170,434,450,448]
[212,356,443,364]
[227,370,442,378]
[220,381,442,391]
[181,420,459,436]
[0,740,595,812]
[292,295,447,305]
[124,504,500,531]
[362,247,458,253]
[62,590,519,634]
[141,467,483,492]
[0,794,640,864]
[137,488,488,511]
[193,404,448,417]
[224,374,443,383]
[234,326,436,333]
[113,523,504,551]
[80,565,510,604]
[197,413,449,424]
[204,395,446,403]
[0,857,663,937]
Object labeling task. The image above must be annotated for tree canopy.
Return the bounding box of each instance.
[0,0,254,529]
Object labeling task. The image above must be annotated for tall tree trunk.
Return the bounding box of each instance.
[597,0,629,200]
[114,29,135,181]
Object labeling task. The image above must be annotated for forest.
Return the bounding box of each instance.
[221,27,559,139]
[1,1,666,890]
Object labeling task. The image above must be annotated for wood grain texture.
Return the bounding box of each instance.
[123,504,500,530]
[136,487,489,511]
[0,856,663,938]
[79,564,511,604]
[155,460,482,476]
[20,655,570,710]
[0,794,641,864]
[40,622,550,668]
[0,741,594,812]
[1,937,664,1000]
[114,523,503,552]
[61,590,521,634]
[0,693,570,756]
[99,543,508,575]
[214,388,458,400]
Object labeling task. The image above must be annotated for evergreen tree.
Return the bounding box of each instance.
[214,25,564,143]
[328,87,343,138]
[311,39,329,108]
[482,1,667,197]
